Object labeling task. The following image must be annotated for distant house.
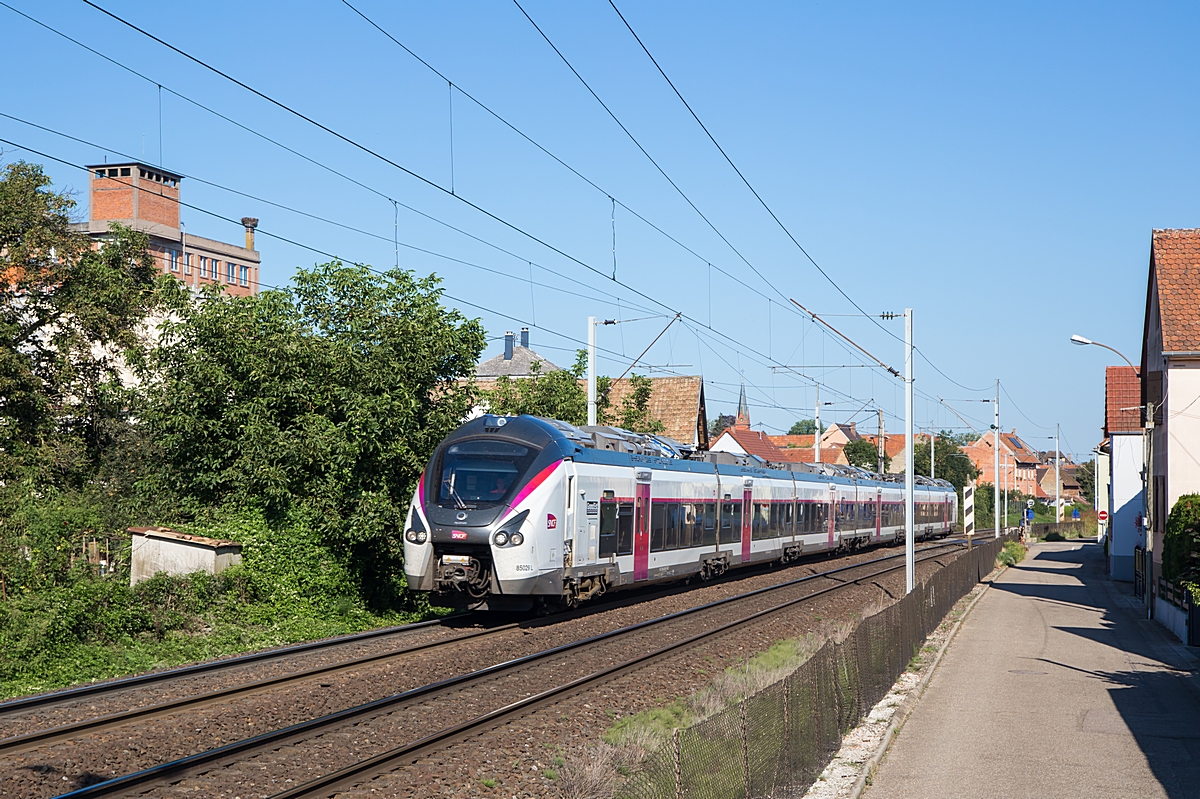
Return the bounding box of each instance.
[470,329,709,448]
[963,430,1042,495]
[603,375,709,450]
[765,432,848,464]
[1105,365,1144,581]
[1140,228,1200,589]
[475,328,562,380]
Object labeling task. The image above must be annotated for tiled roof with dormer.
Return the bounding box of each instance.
[1105,365,1141,434]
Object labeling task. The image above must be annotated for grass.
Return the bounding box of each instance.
[480,778,496,788]
[997,540,1027,567]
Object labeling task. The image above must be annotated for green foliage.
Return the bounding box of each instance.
[140,262,484,605]
[844,438,890,471]
[1076,459,1096,505]
[787,419,825,436]
[1162,494,1200,585]
[912,433,978,491]
[483,351,663,434]
[997,541,1027,567]
[0,510,425,698]
[709,413,735,437]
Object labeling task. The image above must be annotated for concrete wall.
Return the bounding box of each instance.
[1110,433,1145,582]
[130,531,242,585]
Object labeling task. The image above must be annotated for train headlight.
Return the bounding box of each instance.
[510,532,524,546]
[416,530,427,544]
[493,531,509,546]
[405,530,417,543]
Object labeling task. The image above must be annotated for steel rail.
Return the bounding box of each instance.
[0,622,521,754]
[274,543,965,799]
[58,541,964,799]
[0,616,459,716]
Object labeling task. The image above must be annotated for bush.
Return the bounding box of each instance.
[998,541,1026,567]
[1162,494,1200,586]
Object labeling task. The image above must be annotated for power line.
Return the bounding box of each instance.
[510,0,796,310]
[34,3,974,427]
[1000,383,1055,432]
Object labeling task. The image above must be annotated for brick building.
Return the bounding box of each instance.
[72,162,260,297]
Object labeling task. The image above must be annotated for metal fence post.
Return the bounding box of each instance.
[741,701,750,799]
[673,727,682,799]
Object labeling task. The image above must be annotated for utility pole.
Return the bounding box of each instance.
[587,317,597,426]
[1004,454,1009,529]
[905,309,915,594]
[814,383,822,465]
[1055,423,1061,523]
[930,430,936,481]
[994,380,1001,538]
[877,408,885,474]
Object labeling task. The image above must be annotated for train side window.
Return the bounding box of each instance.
[721,501,742,543]
[782,502,794,537]
[751,503,765,540]
[651,503,666,552]
[797,502,807,533]
[665,503,680,550]
[702,503,717,546]
[617,502,634,555]
[679,504,694,549]
[599,501,618,557]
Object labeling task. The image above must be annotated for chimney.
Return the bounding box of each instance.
[504,331,514,360]
[520,327,529,349]
[241,217,259,250]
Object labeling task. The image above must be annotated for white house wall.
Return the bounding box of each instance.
[1110,433,1144,582]
[1166,359,1200,515]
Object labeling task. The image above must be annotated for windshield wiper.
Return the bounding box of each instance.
[447,474,471,510]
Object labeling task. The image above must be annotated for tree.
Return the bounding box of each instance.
[844,438,889,471]
[709,414,735,437]
[788,419,826,436]
[911,436,978,492]
[140,261,485,603]
[1162,494,1200,588]
[483,353,664,434]
[1076,459,1096,505]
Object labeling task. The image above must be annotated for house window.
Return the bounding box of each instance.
[211,259,220,280]
[169,250,178,272]
[227,262,236,283]
[239,265,248,286]
[200,257,208,278]
[183,253,191,275]
[120,167,131,177]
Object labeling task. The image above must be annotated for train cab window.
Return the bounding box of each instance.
[665,503,680,550]
[702,502,717,546]
[651,503,667,552]
[599,501,618,557]
[617,502,634,555]
[720,501,742,543]
[435,439,537,508]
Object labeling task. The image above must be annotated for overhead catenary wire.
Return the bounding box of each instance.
[7,1,887,405]
[18,3,984,430]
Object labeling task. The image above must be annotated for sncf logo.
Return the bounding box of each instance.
[451,530,468,540]
[546,514,558,529]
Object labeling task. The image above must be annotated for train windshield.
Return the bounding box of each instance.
[436,439,538,508]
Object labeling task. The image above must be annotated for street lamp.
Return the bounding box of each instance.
[1070,334,1136,370]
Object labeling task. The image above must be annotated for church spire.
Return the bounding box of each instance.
[735,381,751,429]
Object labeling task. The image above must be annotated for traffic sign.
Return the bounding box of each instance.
[1097,510,1109,523]
[963,481,975,536]
[1027,499,1035,509]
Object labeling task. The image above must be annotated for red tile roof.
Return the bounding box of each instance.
[717,427,787,462]
[1150,229,1200,353]
[1105,365,1141,434]
[768,434,815,450]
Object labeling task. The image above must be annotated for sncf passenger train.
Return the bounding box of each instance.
[404,415,957,611]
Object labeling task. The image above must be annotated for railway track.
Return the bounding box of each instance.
[52,540,967,799]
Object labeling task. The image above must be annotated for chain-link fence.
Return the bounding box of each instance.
[626,538,1005,799]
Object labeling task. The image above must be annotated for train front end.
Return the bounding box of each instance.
[403,415,573,611]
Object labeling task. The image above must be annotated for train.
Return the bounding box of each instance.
[403,414,958,611]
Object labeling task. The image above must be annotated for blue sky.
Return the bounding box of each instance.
[4,0,1197,463]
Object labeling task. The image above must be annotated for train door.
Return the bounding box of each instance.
[828,484,837,548]
[878,484,888,542]
[742,480,753,564]
[633,470,651,580]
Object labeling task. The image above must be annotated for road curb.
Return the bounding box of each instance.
[847,562,1007,799]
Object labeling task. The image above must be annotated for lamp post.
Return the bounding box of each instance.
[1070,334,1135,369]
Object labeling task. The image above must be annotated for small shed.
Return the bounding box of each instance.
[128,526,243,586]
